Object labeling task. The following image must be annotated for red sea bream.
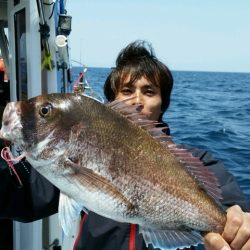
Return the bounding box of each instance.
[0,93,226,250]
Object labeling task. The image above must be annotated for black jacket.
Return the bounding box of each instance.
[0,148,250,250]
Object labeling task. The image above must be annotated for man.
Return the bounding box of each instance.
[1,41,250,250]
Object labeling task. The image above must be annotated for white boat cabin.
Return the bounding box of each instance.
[0,0,79,249]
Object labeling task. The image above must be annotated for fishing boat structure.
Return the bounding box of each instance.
[0,0,89,249]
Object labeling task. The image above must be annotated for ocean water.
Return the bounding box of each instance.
[71,67,250,200]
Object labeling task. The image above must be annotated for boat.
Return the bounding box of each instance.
[0,0,83,249]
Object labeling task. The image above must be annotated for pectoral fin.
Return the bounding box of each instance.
[58,192,87,236]
[64,159,135,211]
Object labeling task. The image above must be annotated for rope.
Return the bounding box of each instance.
[1,147,26,187]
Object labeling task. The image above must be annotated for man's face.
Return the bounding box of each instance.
[116,76,162,121]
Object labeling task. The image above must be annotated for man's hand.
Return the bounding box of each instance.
[204,205,250,250]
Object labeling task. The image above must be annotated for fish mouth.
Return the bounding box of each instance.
[0,125,19,143]
[0,102,23,143]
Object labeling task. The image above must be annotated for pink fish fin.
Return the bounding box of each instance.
[139,227,203,250]
[165,143,223,202]
[65,159,135,211]
[58,192,87,236]
[106,97,136,110]
[107,99,159,128]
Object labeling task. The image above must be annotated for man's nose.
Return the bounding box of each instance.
[131,93,143,111]
[131,92,142,105]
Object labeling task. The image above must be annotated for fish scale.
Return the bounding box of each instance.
[0,93,226,250]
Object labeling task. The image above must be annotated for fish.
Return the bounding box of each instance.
[0,93,226,250]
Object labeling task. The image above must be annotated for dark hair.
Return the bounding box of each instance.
[104,40,174,120]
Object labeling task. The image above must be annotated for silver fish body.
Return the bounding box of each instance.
[0,93,226,250]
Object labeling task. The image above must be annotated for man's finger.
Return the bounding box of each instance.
[230,213,250,250]
[222,205,243,244]
[204,232,231,250]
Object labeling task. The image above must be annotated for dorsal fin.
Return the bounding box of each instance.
[107,99,223,203]
[107,98,157,127]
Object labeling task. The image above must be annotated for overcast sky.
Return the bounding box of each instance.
[66,0,250,73]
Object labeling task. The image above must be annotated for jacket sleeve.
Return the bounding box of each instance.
[0,158,60,222]
[189,147,250,212]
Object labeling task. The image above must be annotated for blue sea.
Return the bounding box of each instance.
[71,67,250,201]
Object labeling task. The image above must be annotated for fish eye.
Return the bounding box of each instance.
[39,104,53,117]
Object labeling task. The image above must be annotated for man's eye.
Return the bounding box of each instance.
[121,88,132,95]
[145,89,155,96]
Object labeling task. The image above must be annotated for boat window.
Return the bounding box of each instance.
[14,0,20,6]
[14,8,28,101]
